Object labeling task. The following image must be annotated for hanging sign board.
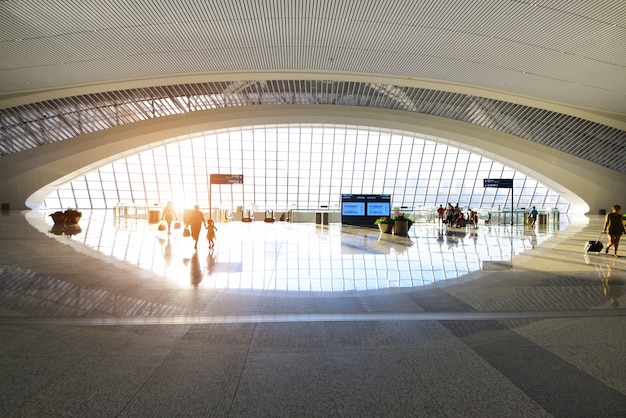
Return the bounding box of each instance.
[210,174,244,184]
[483,178,513,188]
[483,178,515,225]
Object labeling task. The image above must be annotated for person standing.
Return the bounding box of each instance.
[436,204,445,226]
[187,205,206,250]
[603,204,626,258]
[469,209,478,227]
[161,201,177,234]
[445,203,454,224]
[528,206,538,227]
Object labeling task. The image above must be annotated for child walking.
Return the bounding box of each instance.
[206,219,217,249]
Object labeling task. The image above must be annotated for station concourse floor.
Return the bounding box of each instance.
[0,210,624,417]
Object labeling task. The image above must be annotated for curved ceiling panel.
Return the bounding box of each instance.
[1,1,624,114]
[1,81,625,173]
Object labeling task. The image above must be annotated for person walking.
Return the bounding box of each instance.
[187,205,206,250]
[206,218,217,249]
[603,204,625,258]
[528,206,538,227]
[161,201,177,234]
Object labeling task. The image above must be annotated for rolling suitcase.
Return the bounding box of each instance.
[584,235,603,254]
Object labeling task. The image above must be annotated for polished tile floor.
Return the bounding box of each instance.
[1,210,625,417]
[29,210,561,292]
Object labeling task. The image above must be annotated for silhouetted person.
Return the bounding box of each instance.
[161,201,177,234]
[187,205,205,250]
[206,219,217,249]
[603,204,625,258]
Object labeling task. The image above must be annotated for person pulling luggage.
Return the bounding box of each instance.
[187,205,205,250]
[603,204,626,258]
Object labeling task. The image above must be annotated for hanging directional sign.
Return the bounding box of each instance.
[483,178,515,225]
[483,178,513,188]
[210,174,244,184]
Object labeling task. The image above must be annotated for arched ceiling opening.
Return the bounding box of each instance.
[1,105,621,214]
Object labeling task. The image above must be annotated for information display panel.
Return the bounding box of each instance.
[342,201,366,216]
[367,202,390,217]
[341,194,391,228]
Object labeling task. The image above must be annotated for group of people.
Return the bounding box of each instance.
[161,201,625,258]
[437,204,542,229]
[161,201,217,250]
[436,203,478,228]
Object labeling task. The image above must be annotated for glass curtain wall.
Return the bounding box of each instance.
[44,124,569,212]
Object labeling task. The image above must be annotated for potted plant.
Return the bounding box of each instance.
[374,216,394,233]
[63,208,82,225]
[49,208,82,225]
[50,211,66,225]
[393,212,413,236]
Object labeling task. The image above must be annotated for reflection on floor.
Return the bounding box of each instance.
[1,210,625,416]
[32,210,561,292]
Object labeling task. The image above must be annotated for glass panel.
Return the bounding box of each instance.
[42,124,568,212]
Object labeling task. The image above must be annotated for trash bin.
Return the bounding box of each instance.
[315,212,328,225]
[148,209,161,224]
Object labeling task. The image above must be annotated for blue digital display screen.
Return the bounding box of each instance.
[367,202,390,217]
[342,201,366,216]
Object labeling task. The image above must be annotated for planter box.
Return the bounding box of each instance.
[393,220,409,236]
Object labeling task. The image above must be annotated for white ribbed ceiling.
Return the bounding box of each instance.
[1,0,625,115]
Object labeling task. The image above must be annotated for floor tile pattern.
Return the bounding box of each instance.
[0,210,624,416]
